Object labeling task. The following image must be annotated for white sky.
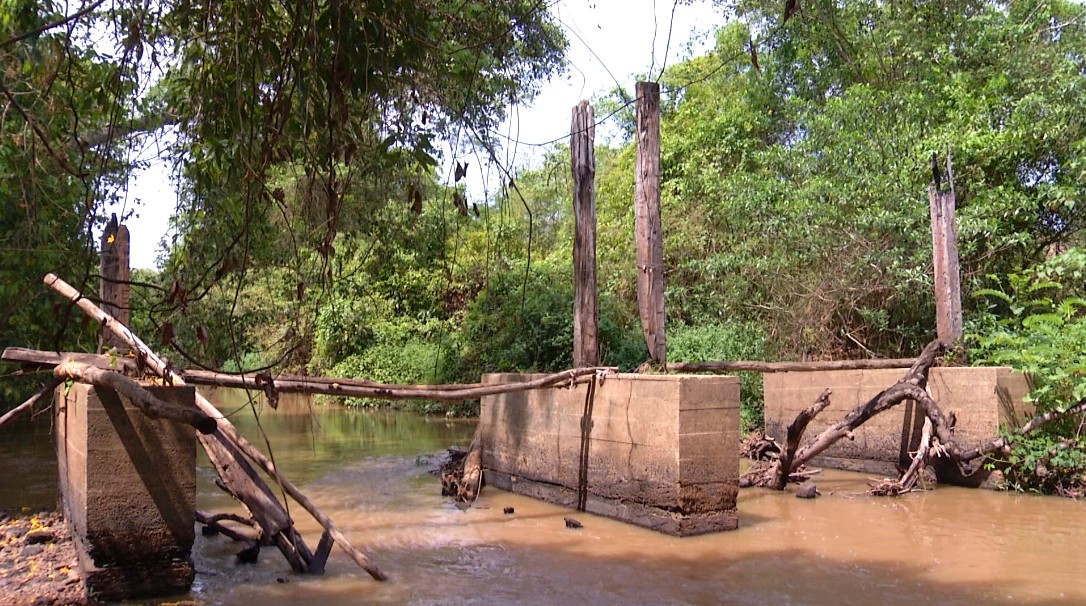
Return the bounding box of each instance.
[116,0,726,269]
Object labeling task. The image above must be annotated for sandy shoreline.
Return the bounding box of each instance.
[0,510,88,606]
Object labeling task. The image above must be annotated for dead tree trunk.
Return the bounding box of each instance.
[634,81,666,366]
[571,99,599,368]
[771,389,832,490]
[746,337,1086,495]
[929,154,963,347]
[743,340,946,490]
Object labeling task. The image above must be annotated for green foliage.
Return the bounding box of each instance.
[650,1,1086,359]
[994,432,1086,497]
[0,1,138,406]
[969,248,1086,409]
[967,248,1086,494]
[668,322,769,432]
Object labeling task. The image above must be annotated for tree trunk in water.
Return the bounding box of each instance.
[771,389,832,490]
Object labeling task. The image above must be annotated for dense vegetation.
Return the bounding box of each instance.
[2,1,1084,490]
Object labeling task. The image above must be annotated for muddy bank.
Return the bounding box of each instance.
[0,511,86,606]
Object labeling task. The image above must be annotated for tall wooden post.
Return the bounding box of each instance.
[929,158,963,346]
[99,218,131,351]
[635,81,666,366]
[571,100,599,367]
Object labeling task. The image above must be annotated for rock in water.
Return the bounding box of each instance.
[563,517,583,529]
[795,482,820,499]
[236,542,260,564]
[503,507,515,515]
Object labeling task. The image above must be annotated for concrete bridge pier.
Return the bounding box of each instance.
[55,382,198,601]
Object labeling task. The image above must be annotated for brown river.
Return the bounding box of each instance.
[2,389,1085,605]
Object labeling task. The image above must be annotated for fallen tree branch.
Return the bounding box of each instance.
[898,418,935,493]
[196,510,261,543]
[0,377,64,429]
[956,397,1086,462]
[788,340,946,472]
[44,273,383,580]
[54,361,217,434]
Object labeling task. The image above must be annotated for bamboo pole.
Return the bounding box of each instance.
[0,377,63,429]
[2,348,609,402]
[179,367,608,401]
[43,273,384,580]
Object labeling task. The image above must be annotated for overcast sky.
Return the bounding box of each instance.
[115,0,727,269]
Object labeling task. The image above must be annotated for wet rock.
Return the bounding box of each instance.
[563,517,583,529]
[795,482,820,499]
[26,530,56,545]
[236,542,260,564]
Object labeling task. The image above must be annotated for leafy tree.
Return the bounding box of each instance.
[650,1,1086,358]
[0,1,144,404]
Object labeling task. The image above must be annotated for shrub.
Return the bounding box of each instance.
[668,321,769,432]
[967,248,1086,495]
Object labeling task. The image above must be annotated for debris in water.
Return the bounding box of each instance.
[236,542,260,564]
[564,517,583,529]
[503,507,515,515]
[795,482,820,499]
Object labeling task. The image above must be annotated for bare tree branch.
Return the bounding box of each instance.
[0,0,107,50]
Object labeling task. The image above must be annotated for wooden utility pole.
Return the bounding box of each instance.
[929,154,963,345]
[635,81,666,366]
[99,216,130,352]
[571,100,599,367]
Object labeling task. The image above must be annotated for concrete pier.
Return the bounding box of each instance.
[479,373,740,536]
[55,383,198,601]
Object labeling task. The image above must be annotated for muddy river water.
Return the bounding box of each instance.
[2,389,1085,605]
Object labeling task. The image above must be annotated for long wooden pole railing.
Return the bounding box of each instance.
[3,347,612,402]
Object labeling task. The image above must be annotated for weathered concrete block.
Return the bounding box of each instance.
[55,383,197,601]
[763,367,1032,483]
[480,373,740,535]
